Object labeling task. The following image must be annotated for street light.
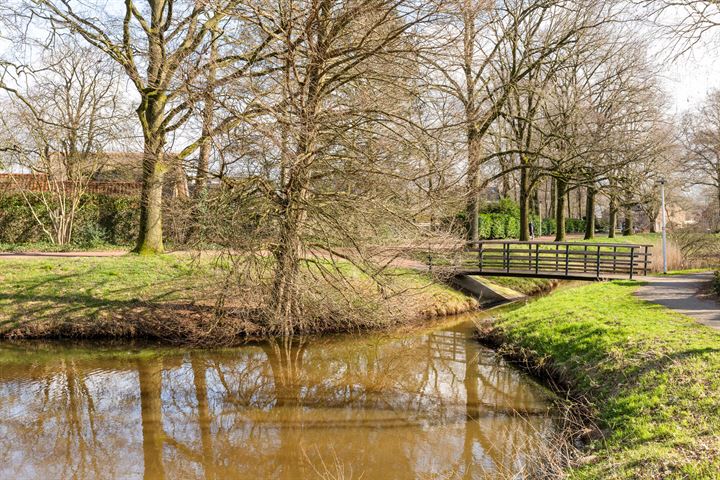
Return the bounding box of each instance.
[656,178,667,274]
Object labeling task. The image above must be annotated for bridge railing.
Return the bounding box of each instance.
[462,240,652,279]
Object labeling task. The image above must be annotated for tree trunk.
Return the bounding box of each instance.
[134,145,166,254]
[555,178,567,242]
[577,188,583,220]
[649,214,658,233]
[502,170,511,199]
[608,195,617,238]
[532,186,540,215]
[193,40,217,200]
[717,185,720,231]
[185,42,218,244]
[270,109,316,334]
[465,128,481,241]
[271,209,305,334]
[584,186,595,240]
[566,189,571,220]
[519,163,530,241]
[623,208,633,236]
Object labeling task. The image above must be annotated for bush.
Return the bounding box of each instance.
[542,218,556,235]
[454,197,587,239]
[0,193,139,246]
[566,217,586,233]
[713,271,720,297]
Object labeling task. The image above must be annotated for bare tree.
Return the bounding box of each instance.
[682,89,720,227]
[0,40,130,245]
[425,0,603,241]
[23,0,272,253]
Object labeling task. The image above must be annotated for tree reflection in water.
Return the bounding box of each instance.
[0,317,555,479]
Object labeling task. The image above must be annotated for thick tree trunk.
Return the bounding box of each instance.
[271,208,306,334]
[608,195,617,238]
[584,186,595,240]
[270,115,316,334]
[134,145,166,254]
[555,178,567,242]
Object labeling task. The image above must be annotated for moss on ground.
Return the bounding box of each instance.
[485,281,720,479]
[0,255,476,341]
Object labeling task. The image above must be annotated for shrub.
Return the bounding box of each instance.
[453,197,586,239]
[542,218,556,235]
[0,193,139,246]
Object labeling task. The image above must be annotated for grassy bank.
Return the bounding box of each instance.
[0,255,477,342]
[482,281,720,479]
[478,276,557,296]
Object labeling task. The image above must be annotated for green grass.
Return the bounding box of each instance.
[571,233,659,245]
[0,255,214,335]
[491,281,720,479]
[0,255,476,340]
[653,268,715,276]
[478,276,556,296]
[0,242,129,252]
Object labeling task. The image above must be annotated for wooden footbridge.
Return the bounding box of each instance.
[430,240,652,281]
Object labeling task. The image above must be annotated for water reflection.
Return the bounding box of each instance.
[0,318,555,479]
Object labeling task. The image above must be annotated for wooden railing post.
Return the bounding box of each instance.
[505,242,510,273]
[564,244,570,276]
[643,245,650,275]
[535,243,540,275]
[595,245,601,278]
[528,243,532,272]
[478,242,484,273]
[629,247,636,280]
[555,244,560,272]
[612,246,617,273]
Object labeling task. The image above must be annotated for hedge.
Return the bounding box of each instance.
[0,193,139,246]
[455,196,591,239]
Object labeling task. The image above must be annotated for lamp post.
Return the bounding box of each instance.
[657,178,667,274]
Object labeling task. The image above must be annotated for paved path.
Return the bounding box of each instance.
[636,273,720,330]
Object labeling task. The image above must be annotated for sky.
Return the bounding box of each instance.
[660,39,720,115]
[2,4,720,117]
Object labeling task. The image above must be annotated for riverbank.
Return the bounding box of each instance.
[0,255,479,343]
[479,281,720,479]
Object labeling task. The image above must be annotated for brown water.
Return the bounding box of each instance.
[0,317,556,480]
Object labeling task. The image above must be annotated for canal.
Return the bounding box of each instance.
[0,315,556,479]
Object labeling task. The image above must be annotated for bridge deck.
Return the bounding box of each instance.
[430,240,653,281]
